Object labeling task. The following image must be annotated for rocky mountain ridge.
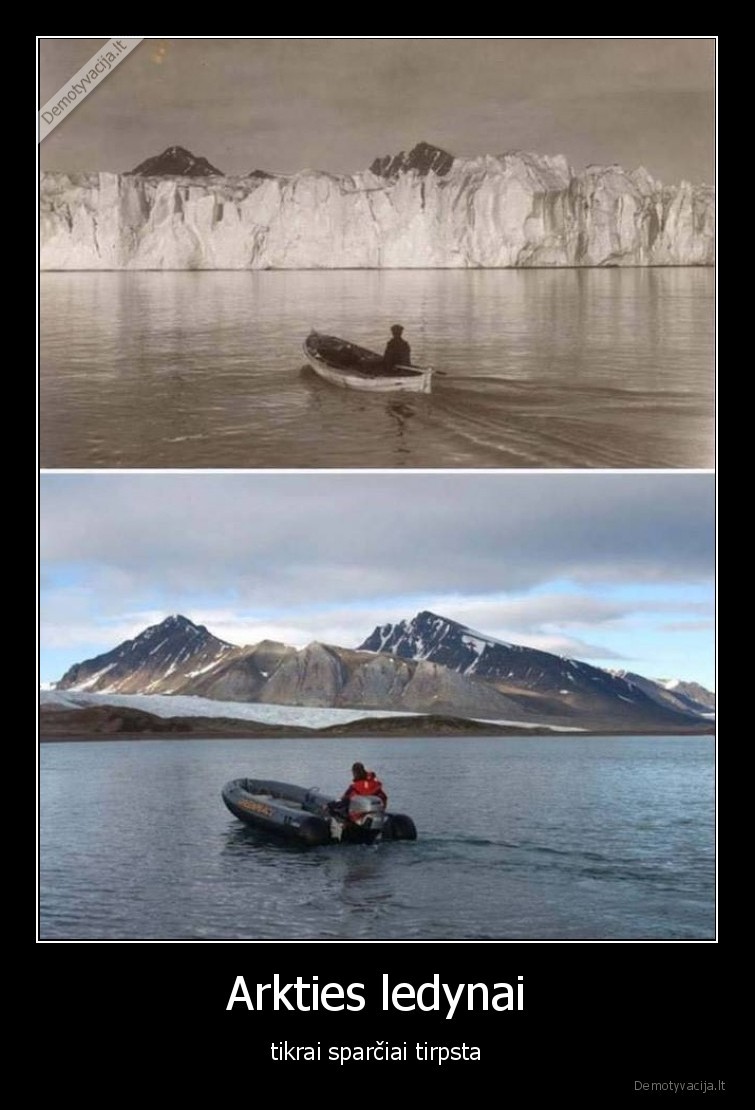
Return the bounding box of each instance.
[54,613,713,732]
[359,610,714,725]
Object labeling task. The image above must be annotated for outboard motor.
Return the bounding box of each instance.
[348,794,387,833]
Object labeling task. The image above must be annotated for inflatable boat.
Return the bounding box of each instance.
[222,778,417,846]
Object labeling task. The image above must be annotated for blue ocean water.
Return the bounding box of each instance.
[38,735,715,940]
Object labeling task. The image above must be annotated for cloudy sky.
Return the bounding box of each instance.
[39,37,715,184]
[39,472,715,688]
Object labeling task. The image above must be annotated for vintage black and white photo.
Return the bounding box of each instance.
[40,38,714,469]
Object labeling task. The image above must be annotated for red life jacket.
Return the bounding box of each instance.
[351,773,380,796]
[350,771,385,799]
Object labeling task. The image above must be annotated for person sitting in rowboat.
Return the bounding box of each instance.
[383,324,411,372]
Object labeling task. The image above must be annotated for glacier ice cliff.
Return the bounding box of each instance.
[40,148,714,270]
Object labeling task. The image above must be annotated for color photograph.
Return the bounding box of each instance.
[39,471,714,941]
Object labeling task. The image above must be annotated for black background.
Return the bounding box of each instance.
[41,940,727,1095]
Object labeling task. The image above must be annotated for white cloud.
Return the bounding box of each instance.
[40,473,714,679]
[41,473,714,606]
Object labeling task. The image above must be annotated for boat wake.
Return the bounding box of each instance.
[298,361,710,468]
[426,377,709,468]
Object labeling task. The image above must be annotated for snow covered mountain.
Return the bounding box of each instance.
[52,613,711,731]
[40,141,714,270]
[54,615,533,721]
[56,614,237,694]
[658,678,715,710]
[359,610,710,725]
[610,671,715,717]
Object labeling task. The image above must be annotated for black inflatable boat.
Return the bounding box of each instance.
[222,778,417,846]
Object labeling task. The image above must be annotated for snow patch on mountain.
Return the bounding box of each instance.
[68,663,117,692]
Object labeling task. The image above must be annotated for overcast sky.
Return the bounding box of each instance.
[39,472,715,688]
[39,37,715,184]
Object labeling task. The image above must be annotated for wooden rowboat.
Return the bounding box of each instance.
[303,332,433,394]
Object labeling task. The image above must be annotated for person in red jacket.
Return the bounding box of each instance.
[342,762,388,807]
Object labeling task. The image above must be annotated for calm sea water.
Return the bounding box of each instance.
[40,269,714,468]
[39,736,715,941]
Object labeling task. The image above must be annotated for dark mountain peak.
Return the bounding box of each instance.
[357,610,702,723]
[413,141,451,158]
[379,610,454,632]
[415,609,452,625]
[247,169,274,180]
[359,610,505,663]
[404,610,505,643]
[161,613,192,626]
[56,614,232,694]
[370,142,454,179]
[140,613,210,638]
[128,147,223,177]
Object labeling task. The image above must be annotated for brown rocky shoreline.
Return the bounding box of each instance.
[39,704,714,742]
